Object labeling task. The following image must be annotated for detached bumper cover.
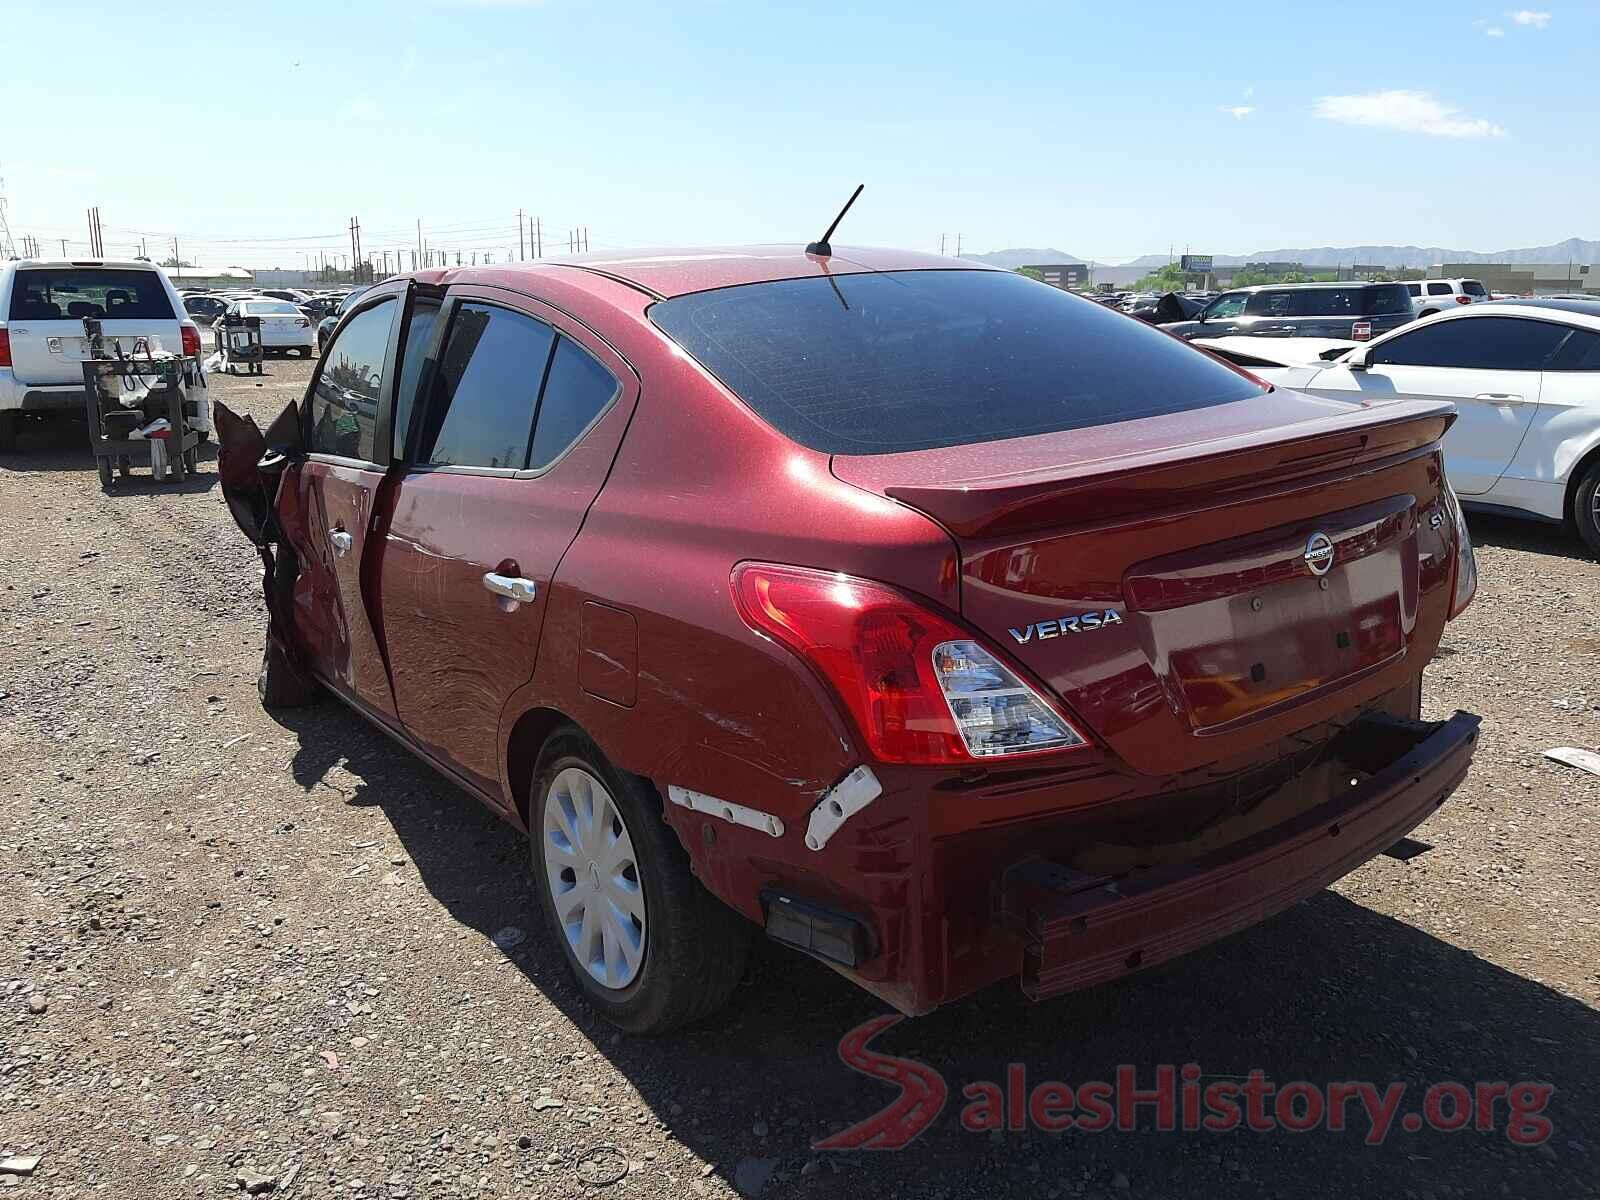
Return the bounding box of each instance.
[1009,711,1480,1000]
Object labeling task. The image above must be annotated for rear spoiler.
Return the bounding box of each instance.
[881,402,1456,540]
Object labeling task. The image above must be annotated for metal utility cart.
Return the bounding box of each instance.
[218,312,264,375]
[79,320,201,489]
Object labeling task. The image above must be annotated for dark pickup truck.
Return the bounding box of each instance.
[1163,281,1414,342]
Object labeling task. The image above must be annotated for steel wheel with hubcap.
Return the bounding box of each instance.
[541,766,647,990]
[529,727,753,1033]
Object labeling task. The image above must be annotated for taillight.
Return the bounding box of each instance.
[0,329,10,368]
[731,563,1090,764]
[1351,320,1372,341]
[295,318,310,327]
[1442,481,1477,618]
[1455,295,1471,305]
[180,324,201,357]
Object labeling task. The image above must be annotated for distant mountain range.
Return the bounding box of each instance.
[964,237,1600,285]
[959,248,1084,270]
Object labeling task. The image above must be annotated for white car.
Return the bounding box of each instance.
[1406,278,1490,317]
[1193,335,1358,369]
[213,299,317,357]
[1250,300,1600,551]
[258,288,314,305]
[0,258,208,452]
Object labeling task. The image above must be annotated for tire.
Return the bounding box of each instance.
[96,457,113,489]
[0,411,16,453]
[257,634,319,709]
[529,727,752,1034]
[1572,461,1600,556]
[1418,308,1438,318]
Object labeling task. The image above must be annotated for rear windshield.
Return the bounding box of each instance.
[9,267,175,322]
[649,270,1264,455]
[242,300,302,315]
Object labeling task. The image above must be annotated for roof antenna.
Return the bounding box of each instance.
[806,184,864,258]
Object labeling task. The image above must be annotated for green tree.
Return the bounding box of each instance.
[1015,267,1045,282]
[1131,263,1189,292]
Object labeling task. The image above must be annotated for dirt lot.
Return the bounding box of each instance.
[1,358,1597,1199]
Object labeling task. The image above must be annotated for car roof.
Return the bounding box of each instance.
[1482,297,1600,320]
[1225,281,1398,294]
[9,258,165,272]
[1366,299,1600,343]
[394,244,992,300]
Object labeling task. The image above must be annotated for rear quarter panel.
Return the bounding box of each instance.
[493,290,961,916]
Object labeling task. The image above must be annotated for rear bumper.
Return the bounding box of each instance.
[2,385,90,413]
[1004,711,1479,1001]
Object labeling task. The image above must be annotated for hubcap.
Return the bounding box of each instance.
[541,767,646,990]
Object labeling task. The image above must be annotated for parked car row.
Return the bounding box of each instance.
[1198,298,1600,551]
[179,284,356,356]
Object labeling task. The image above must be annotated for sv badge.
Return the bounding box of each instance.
[1009,609,1123,644]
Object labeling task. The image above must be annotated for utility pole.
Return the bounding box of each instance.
[416,219,423,268]
[955,233,963,256]
[939,233,946,255]
[349,217,363,282]
[582,227,588,252]
[60,239,68,256]
[518,209,526,261]
[171,236,180,274]
[535,216,542,259]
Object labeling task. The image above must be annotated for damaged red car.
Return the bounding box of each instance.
[217,247,1481,1033]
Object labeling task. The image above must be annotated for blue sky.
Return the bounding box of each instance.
[2,0,1594,267]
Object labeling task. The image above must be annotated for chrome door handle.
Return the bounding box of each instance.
[483,572,537,605]
[1475,393,1521,402]
[330,529,353,556]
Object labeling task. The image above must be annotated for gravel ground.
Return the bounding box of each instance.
[1,358,1596,1199]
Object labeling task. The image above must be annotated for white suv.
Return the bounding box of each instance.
[1407,278,1490,317]
[0,259,209,451]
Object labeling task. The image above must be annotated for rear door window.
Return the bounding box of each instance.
[1370,317,1571,371]
[529,338,619,470]
[650,269,1264,455]
[309,298,396,461]
[1426,282,1453,297]
[1547,328,1600,371]
[1363,285,1412,315]
[1462,280,1489,298]
[1406,283,1422,297]
[1245,290,1301,317]
[1298,288,1358,315]
[416,301,555,470]
[9,268,175,321]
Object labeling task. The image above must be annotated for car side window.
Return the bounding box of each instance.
[392,298,441,461]
[1202,292,1247,320]
[1547,328,1600,372]
[530,337,619,470]
[1369,317,1572,371]
[1406,283,1422,297]
[417,302,556,469]
[1246,290,1299,317]
[1426,282,1452,296]
[308,299,395,461]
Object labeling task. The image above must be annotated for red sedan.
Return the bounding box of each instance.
[217,246,1481,1032]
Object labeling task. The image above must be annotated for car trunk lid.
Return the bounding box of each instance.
[832,390,1458,776]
